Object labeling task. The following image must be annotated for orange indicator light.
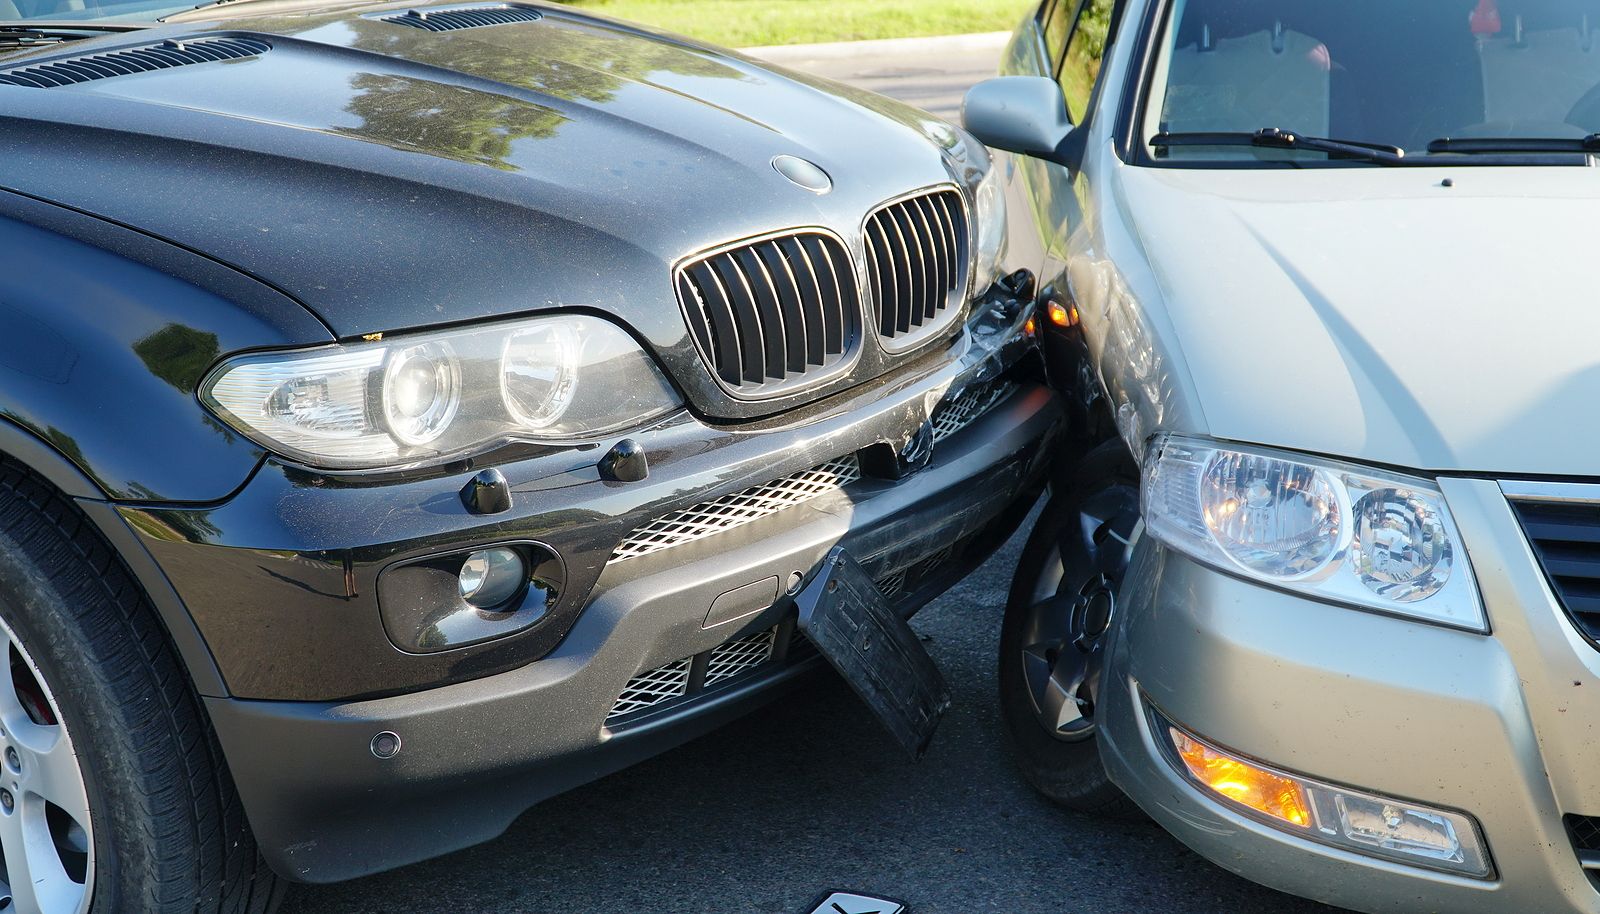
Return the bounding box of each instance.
[1169,727,1312,828]
[1047,300,1072,327]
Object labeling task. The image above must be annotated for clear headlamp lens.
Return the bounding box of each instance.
[1143,436,1482,630]
[203,315,680,470]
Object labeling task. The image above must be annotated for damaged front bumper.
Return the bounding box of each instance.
[112,298,1061,882]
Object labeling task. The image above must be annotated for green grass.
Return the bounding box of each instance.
[559,0,1030,48]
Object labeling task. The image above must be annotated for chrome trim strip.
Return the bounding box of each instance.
[1499,480,1600,504]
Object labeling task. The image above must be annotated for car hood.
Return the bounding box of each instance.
[1117,163,1600,477]
[0,1,973,418]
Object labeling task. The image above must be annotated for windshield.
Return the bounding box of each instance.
[0,0,199,22]
[1144,0,1600,162]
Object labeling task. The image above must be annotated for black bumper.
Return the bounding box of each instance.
[203,382,1059,882]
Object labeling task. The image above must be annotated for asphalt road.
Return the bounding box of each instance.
[280,38,1352,914]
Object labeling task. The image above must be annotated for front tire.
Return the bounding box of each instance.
[0,460,282,914]
[999,441,1141,817]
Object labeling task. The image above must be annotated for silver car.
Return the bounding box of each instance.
[964,0,1600,911]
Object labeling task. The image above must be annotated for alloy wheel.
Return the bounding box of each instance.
[1018,484,1140,742]
[0,615,92,914]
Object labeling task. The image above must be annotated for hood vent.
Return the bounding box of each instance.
[0,36,270,88]
[379,5,543,31]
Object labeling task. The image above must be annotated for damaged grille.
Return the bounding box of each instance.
[931,379,1017,443]
[608,380,1019,565]
[609,455,861,564]
[607,624,802,722]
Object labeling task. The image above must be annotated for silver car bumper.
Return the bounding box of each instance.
[1099,476,1600,914]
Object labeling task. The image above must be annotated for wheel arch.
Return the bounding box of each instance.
[0,418,228,697]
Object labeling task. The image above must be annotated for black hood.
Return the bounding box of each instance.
[0,2,984,418]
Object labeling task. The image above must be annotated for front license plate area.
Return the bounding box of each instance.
[795,548,951,759]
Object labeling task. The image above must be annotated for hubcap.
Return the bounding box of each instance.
[0,616,92,914]
[1020,483,1140,742]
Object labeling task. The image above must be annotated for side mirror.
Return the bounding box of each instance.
[961,76,1074,162]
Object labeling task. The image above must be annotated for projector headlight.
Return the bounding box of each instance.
[202,315,680,470]
[1143,435,1483,631]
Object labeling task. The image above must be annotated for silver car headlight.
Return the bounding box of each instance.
[1143,435,1485,631]
[971,159,1008,294]
[202,315,681,470]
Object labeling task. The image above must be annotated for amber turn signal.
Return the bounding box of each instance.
[1047,300,1072,326]
[1169,726,1312,828]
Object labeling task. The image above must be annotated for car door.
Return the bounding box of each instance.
[998,0,1119,271]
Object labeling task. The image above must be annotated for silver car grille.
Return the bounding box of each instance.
[609,455,861,564]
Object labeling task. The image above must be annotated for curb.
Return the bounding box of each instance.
[742,31,1011,62]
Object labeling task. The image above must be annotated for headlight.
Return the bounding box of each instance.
[202,315,681,470]
[1143,435,1483,631]
[971,159,1007,294]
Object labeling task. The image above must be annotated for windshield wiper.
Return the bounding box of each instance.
[0,21,148,48]
[1151,127,1406,165]
[1428,135,1600,154]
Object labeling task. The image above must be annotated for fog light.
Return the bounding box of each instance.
[1155,710,1493,878]
[458,547,526,609]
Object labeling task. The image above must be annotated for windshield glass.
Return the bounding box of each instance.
[0,0,196,22]
[1144,0,1600,162]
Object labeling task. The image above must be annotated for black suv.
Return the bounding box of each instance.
[0,2,1059,911]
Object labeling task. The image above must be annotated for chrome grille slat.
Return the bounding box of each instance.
[865,189,969,348]
[677,231,858,397]
[610,455,861,564]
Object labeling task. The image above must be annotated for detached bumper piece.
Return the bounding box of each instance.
[796,548,950,759]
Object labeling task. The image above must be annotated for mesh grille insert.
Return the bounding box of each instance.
[1570,814,1600,853]
[864,189,969,347]
[704,628,777,686]
[609,455,860,564]
[608,658,690,718]
[607,624,809,722]
[677,231,860,397]
[931,379,1017,443]
[0,36,270,88]
[379,4,542,30]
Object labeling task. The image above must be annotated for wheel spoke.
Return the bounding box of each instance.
[1020,594,1075,656]
[0,796,39,914]
[1036,657,1087,733]
[22,734,88,831]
